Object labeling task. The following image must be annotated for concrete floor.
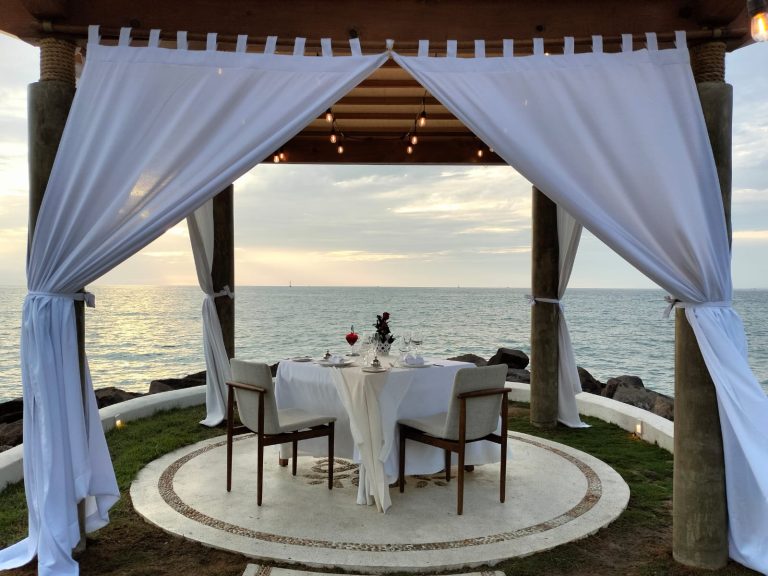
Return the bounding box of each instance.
[131,431,629,573]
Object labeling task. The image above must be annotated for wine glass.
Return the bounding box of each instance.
[398,331,412,358]
[410,329,423,355]
[345,325,360,356]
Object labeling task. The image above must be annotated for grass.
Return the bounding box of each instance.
[0,403,759,575]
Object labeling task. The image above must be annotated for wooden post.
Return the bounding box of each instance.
[27,37,86,553]
[211,185,235,359]
[529,186,559,428]
[672,41,730,570]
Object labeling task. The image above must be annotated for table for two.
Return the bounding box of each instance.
[276,357,507,512]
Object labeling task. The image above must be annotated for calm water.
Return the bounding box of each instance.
[0,286,767,402]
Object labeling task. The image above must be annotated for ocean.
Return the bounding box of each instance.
[0,286,767,402]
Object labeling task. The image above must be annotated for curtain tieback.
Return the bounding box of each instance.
[526,295,562,308]
[662,296,731,319]
[208,285,234,300]
[28,291,96,308]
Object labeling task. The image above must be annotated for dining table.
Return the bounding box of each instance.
[275,356,507,513]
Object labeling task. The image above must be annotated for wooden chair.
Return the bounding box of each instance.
[226,359,336,505]
[397,364,509,515]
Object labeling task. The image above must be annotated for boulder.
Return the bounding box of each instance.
[447,353,488,367]
[94,387,144,409]
[652,394,675,421]
[0,420,23,450]
[488,348,529,370]
[578,367,604,395]
[149,370,207,394]
[506,368,530,383]
[603,374,644,398]
[0,398,23,424]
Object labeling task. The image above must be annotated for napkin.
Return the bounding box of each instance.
[328,354,347,365]
[403,352,424,366]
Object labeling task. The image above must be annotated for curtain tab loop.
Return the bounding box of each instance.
[349,37,362,56]
[293,37,306,56]
[446,39,457,58]
[621,34,633,52]
[264,36,277,54]
[88,25,100,46]
[321,38,332,57]
[563,37,575,54]
[474,39,486,58]
[235,35,248,53]
[418,40,429,57]
[674,30,687,50]
[592,35,603,53]
[533,38,544,55]
[118,27,132,47]
[206,33,217,52]
[503,39,514,57]
[646,32,658,51]
[177,31,188,50]
[148,29,161,48]
[385,39,394,52]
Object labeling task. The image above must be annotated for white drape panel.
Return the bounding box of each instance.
[187,200,232,427]
[555,208,588,428]
[394,38,768,572]
[1,33,387,575]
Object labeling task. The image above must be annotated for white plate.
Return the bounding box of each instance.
[290,356,313,362]
[317,359,355,367]
[362,366,389,373]
[396,361,433,368]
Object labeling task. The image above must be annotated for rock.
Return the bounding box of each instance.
[0,420,23,449]
[578,367,604,395]
[94,387,144,409]
[0,398,23,424]
[604,375,675,421]
[652,394,675,420]
[603,374,644,398]
[447,354,487,367]
[149,370,207,394]
[488,348,529,370]
[506,368,530,383]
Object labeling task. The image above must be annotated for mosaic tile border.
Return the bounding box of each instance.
[156,433,602,553]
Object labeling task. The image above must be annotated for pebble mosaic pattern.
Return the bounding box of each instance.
[156,433,603,553]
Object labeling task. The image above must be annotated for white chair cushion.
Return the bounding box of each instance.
[398,412,448,438]
[278,408,336,433]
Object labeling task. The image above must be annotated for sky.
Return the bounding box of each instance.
[0,34,766,288]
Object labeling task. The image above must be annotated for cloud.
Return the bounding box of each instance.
[733,230,768,242]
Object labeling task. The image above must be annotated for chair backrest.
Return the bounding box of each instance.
[443,364,508,441]
[230,359,281,435]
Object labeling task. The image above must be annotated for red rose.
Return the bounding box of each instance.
[382,312,390,320]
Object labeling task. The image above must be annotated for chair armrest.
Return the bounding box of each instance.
[457,387,510,400]
[226,381,266,394]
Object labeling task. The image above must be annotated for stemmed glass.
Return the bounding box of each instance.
[398,331,412,357]
[410,329,423,355]
[345,325,360,356]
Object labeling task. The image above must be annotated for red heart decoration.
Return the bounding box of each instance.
[346,331,359,345]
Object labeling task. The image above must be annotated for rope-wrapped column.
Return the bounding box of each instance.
[672,41,731,570]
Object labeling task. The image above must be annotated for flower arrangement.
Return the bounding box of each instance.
[373,312,395,345]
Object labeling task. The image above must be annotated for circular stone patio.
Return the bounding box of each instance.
[131,431,629,573]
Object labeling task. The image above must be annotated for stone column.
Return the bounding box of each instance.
[529,186,559,428]
[28,37,84,551]
[672,41,731,570]
[211,185,235,359]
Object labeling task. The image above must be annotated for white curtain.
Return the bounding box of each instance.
[394,33,768,572]
[187,200,232,427]
[555,208,588,427]
[0,27,387,576]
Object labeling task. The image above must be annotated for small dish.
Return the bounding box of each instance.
[362,366,389,373]
[290,356,313,362]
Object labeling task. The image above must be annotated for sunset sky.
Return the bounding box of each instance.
[1,33,766,288]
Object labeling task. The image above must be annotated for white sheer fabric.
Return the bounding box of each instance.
[0,30,387,575]
[394,36,768,572]
[188,200,232,427]
[555,208,588,428]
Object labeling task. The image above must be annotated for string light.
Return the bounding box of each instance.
[273,152,280,163]
[476,148,484,158]
[330,128,338,144]
[279,148,286,161]
[418,97,427,127]
[325,108,334,122]
[337,144,344,154]
[406,145,414,155]
[410,134,418,146]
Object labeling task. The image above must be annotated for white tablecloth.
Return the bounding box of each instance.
[275,357,506,512]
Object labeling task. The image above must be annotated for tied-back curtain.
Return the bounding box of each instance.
[394,33,768,572]
[187,200,232,427]
[555,208,587,428]
[0,26,387,575]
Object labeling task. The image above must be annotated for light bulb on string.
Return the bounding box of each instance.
[418,110,427,127]
[337,144,344,154]
[279,149,286,161]
[410,134,418,146]
[749,0,768,41]
[477,148,484,158]
[325,108,333,122]
[330,129,338,144]
[273,153,280,163]
[406,145,414,155]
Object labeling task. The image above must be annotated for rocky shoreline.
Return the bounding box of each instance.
[0,348,674,452]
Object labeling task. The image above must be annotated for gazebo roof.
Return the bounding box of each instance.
[0,0,751,164]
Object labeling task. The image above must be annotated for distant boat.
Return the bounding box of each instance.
[289,280,292,288]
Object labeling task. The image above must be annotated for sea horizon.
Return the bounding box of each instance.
[1,285,767,402]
